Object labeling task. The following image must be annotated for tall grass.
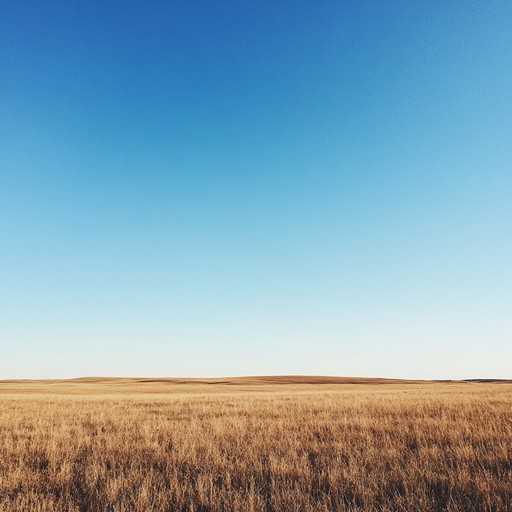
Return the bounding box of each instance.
[0,382,510,511]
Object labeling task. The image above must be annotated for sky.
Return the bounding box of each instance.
[1,1,511,379]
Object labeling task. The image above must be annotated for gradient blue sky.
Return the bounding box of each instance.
[1,1,511,379]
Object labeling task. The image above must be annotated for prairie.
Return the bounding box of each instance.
[0,378,510,511]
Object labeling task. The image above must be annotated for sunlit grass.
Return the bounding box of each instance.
[1,381,510,511]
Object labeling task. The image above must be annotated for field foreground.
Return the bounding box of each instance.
[0,379,511,511]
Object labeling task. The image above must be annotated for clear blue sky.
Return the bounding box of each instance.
[1,1,511,379]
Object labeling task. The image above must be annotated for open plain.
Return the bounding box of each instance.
[0,378,511,511]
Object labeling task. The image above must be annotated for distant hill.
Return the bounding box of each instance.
[1,376,510,385]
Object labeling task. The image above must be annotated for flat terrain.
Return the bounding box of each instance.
[0,379,511,511]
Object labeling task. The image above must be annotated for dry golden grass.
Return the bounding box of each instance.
[0,379,511,511]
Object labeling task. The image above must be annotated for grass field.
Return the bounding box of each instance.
[0,378,511,511]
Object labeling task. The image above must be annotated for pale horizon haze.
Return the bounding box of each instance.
[1,1,511,380]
